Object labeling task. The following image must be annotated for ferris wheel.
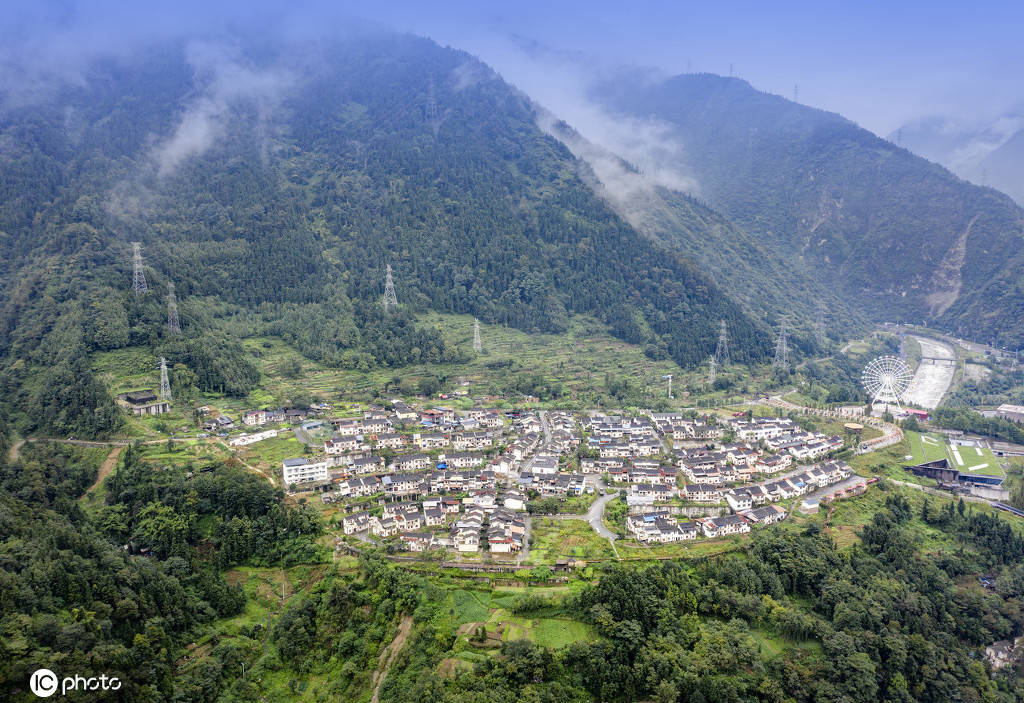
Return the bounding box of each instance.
[862,355,912,408]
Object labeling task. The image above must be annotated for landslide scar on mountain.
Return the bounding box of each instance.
[926,214,977,316]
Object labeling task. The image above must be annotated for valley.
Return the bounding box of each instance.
[2,13,1024,703]
[905,335,957,409]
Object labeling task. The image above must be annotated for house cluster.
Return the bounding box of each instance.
[626,459,850,545]
[337,485,527,555]
[728,416,844,461]
[581,413,662,458]
[667,417,843,487]
[513,412,585,497]
[322,406,592,557]
[650,412,724,447]
[683,461,855,507]
[241,405,330,427]
[448,506,526,554]
[277,401,512,489]
[625,496,789,544]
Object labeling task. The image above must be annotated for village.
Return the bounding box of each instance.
[186,398,868,563]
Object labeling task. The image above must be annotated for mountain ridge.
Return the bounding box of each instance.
[0,33,771,436]
[590,72,1024,344]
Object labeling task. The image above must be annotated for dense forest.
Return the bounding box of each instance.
[592,72,1024,346]
[5,405,1024,701]
[0,32,771,438]
[0,435,325,702]
[371,492,1024,703]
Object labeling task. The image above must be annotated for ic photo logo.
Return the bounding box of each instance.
[30,668,122,698]
[29,669,58,697]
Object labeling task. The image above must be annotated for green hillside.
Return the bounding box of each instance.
[0,35,771,437]
[593,72,1024,346]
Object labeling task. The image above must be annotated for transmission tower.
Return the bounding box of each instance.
[662,374,673,399]
[159,357,172,402]
[472,318,482,353]
[166,282,181,335]
[772,317,789,372]
[707,356,718,386]
[814,303,827,346]
[714,320,730,367]
[131,242,148,295]
[426,76,440,135]
[382,264,398,311]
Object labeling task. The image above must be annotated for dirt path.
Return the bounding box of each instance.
[81,446,124,499]
[7,439,25,464]
[370,615,413,703]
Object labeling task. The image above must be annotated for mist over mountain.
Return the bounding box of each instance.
[0,31,772,436]
[891,112,1024,206]
[581,73,1024,345]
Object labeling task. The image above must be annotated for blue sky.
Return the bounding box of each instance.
[363,0,1024,134]
[3,0,1023,134]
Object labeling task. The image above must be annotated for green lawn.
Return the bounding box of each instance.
[948,442,1005,477]
[905,430,950,465]
[615,534,749,560]
[239,434,306,472]
[526,519,615,564]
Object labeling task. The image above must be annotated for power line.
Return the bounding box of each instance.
[707,356,718,386]
[131,242,148,295]
[814,302,827,346]
[159,357,172,401]
[166,282,181,335]
[772,317,789,372]
[715,320,730,367]
[426,75,440,136]
[382,264,398,311]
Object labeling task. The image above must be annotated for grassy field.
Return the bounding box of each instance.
[238,434,306,472]
[91,312,790,432]
[231,313,700,410]
[526,519,615,564]
[850,434,936,484]
[792,480,1024,552]
[615,534,749,560]
[948,442,1005,477]
[447,587,597,650]
[903,430,1006,478]
[905,430,950,465]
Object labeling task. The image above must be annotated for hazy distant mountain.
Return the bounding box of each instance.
[590,73,1024,346]
[890,114,1024,206]
[973,129,1024,206]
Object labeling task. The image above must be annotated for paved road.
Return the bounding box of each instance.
[586,490,618,539]
[888,478,997,507]
[540,479,620,541]
[538,411,552,443]
[798,476,864,508]
[904,336,956,409]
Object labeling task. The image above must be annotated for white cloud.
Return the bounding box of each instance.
[152,41,293,177]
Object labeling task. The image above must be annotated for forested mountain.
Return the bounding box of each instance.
[973,130,1024,207]
[540,114,861,347]
[591,73,1024,345]
[0,33,770,437]
[890,115,1024,207]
